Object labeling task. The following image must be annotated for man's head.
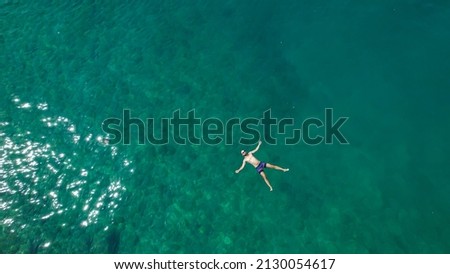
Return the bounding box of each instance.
[241,150,247,156]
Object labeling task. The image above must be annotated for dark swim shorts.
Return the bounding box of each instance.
[256,162,267,173]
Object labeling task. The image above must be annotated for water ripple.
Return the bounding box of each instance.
[1,96,133,251]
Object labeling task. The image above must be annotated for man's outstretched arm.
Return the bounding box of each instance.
[249,140,262,154]
[235,160,246,173]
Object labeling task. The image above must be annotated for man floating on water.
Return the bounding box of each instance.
[235,141,289,191]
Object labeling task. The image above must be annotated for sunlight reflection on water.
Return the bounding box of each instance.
[0,95,132,246]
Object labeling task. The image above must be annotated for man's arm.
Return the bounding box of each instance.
[235,160,246,173]
[249,140,262,154]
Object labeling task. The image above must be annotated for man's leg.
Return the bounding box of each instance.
[260,171,273,191]
[266,163,289,172]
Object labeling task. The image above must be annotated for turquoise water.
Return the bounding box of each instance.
[1,1,450,253]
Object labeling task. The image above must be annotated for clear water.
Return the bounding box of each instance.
[1,0,450,253]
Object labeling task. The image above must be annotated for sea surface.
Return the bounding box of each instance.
[1,0,450,253]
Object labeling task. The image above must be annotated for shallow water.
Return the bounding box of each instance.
[1,1,449,253]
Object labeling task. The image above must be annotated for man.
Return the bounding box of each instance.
[235,141,289,191]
